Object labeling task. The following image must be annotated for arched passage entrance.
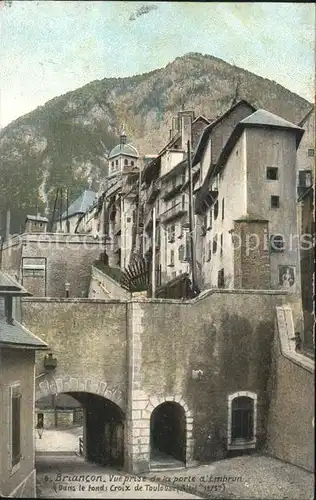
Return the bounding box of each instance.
[150,402,186,464]
[35,391,125,469]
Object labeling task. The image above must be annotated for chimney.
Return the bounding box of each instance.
[178,110,195,150]
[170,116,179,139]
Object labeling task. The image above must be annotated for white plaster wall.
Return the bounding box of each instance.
[246,128,301,292]
[202,134,247,288]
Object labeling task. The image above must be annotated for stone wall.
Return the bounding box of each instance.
[266,306,314,472]
[21,298,128,410]
[18,290,311,476]
[233,220,270,289]
[1,233,104,298]
[126,290,289,472]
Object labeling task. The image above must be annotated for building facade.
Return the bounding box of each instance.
[0,271,47,498]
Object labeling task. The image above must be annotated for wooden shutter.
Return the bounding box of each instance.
[12,389,21,466]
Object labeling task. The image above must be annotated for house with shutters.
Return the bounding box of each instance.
[141,110,210,287]
[0,270,47,498]
[193,109,304,291]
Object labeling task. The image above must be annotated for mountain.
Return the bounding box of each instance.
[0,52,312,235]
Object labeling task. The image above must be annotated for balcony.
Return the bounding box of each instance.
[147,180,160,204]
[162,177,185,201]
[160,201,189,225]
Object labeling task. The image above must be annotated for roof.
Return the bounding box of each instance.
[195,108,305,214]
[0,271,32,296]
[192,100,256,166]
[109,143,139,159]
[0,318,48,349]
[25,215,48,223]
[216,109,304,169]
[62,189,98,220]
[240,109,304,130]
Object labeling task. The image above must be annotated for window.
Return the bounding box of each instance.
[214,200,219,220]
[270,234,285,252]
[178,244,185,262]
[116,160,118,166]
[222,199,225,219]
[131,161,134,166]
[266,167,278,180]
[11,385,21,468]
[111,161,114,167]
[271,196,280,209]
[227,391,257,450]
[169,250,175,266]
[220,233,223,255]
[232,397,254,440]
[207,240,212,261]
[298,170,313,188]
[168,225,175,242]
[218,268,224,288]
[124,159,128,166]
[213,235,218,254]
[308,148,314,157]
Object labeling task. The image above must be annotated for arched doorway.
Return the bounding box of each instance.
[150,402,186,464]
[35,391,125,469]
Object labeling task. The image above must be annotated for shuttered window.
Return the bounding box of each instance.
[231,396,254,440]
[11,386,21,467]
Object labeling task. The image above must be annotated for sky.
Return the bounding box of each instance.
[0,1,315,128]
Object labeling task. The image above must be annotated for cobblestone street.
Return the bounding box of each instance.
[145,454,314,499]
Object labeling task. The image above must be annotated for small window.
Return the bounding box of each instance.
[222,199,224,220]
[270,235,285,252]
[214,200,219,220]
[124,159,128,166]
[218,268,225,288]
[206,240,212,261]
[168,225,175,243]
[170,250,175,266]
[116,160,118,166]
[178,244,185,262]
[231,396,254,440]
[308,148,314,157]
[131,161,134,166]
[11,385,21,467]
[266,167,278,180]
[220,233,223,255]
[111,161,114,167]
[213,235,218,254]
[271,196,280,209]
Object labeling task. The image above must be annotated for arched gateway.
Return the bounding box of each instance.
[35,375,125,467]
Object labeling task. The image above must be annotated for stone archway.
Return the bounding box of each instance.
[35,375,125,468]
[35,374,124,410]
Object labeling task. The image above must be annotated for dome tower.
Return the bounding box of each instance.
[107,125,139,180]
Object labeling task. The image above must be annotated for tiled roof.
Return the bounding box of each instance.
[62,189,98,220]
[0,270,31,296]
[240,109,303,130]
[0,318,48,349]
